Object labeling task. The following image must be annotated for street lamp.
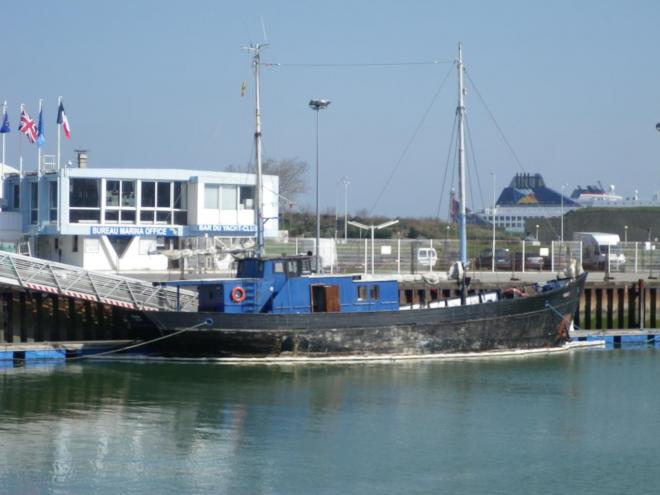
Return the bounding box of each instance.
[491,171,496,273]
[624,225,628,243]
[348,219,399,274]
[309,98,331,272]
[536,224,540,241]
[341,176,349,240]
[560,183,568,243]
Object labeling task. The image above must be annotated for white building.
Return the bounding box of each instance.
[0,162,279,275]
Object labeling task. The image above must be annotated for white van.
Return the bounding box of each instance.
[573,232,626,270]
[417,247,438,268]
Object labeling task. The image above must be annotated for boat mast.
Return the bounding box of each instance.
[456,43,468,266]
[246,43,267,257]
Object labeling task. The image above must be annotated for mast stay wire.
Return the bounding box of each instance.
[465,114,486,211]
[267,60,453,68]
[435,113,458,220]
[464,69,526,174]
[465,69,560,239]
[368,64,455,215]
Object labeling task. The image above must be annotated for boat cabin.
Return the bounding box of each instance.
[166,255,400,314]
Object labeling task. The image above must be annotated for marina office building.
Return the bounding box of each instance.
[0,162,279,274]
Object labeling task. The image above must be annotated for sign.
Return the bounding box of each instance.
[191,224,257,236]
[90,226,180,237]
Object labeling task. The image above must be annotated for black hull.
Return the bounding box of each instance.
[138,274,586,359]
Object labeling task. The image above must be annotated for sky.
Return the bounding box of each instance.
[2,0,660,218]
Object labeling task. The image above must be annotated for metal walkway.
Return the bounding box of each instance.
[0,252,197,312]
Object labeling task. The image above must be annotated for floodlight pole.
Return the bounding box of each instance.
[309,99,331,272]
[348,219,399,274]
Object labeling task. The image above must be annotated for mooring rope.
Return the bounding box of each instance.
[64,318,215,361]
[6,318,215,364]
[545,301,581,330]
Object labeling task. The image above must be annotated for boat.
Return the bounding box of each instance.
[132,43,587,359]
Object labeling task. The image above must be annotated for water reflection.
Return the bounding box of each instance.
[2,351,660,494]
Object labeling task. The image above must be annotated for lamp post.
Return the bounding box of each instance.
[491,171,496,273]
[309,99,331,272]
[536,224,540,241]
[560,183,568,243]
[348,219,399,274]
[341,176,349,240]
[624,225,628,243]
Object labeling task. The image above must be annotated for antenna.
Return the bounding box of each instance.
[260,16,268,43]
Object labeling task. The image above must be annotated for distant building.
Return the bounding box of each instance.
[476,173,578,233]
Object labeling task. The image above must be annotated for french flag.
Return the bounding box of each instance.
[57,101,71,139]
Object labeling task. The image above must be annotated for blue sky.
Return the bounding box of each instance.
[3,0,660,217]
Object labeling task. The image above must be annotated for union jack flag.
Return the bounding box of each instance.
[19,110,37,144]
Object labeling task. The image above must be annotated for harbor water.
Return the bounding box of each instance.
[2,349,660,494]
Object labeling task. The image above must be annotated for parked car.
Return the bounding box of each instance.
[474,248,512,270]
[417,247,438,268]
[514,252,545,270]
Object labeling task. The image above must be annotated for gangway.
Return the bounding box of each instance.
[0,252,197,312]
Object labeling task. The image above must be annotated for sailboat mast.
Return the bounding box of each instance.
[456,43,468,266]
[250,43,267,257]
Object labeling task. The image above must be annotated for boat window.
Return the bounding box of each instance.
[273,261,285,273]
[287,260,299,275]
[370,285,380,300]
[300,258,312,275]
[357,286,367,301]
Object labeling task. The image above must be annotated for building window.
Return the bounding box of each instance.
[157,182,171,208]
[30,182,38,224]
[221,185,237,210]
[106,180,120,206]
[204,184,219,209]
[173,182,186,209]
[141,181,156,207]
[73,235,79,253]
[12,183,20,209]
[204,184,240,210]
[49,181,58,222]
[105,179,137,224]
[239,186,254,209]
[122,181,136,207]
[69,178,101,223]
[70,179,100,208]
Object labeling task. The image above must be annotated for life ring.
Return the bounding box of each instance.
[231,286,246,303]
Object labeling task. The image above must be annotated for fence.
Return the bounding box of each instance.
[262,238,585,275]
[262,238,660,275]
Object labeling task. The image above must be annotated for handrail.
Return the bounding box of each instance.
[0,252,197,312]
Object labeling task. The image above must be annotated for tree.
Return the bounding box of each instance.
[225,158,309,205]
[261,158,309,204]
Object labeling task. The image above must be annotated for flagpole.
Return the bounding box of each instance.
[1,101,5,201]
[19,104,23,181]
[1,101,5,180]
[37,98,43,178]
[57,96,61,171]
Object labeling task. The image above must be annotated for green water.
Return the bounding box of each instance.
[1,349,659,494]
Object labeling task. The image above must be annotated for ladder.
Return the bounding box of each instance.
[0,252,197,312]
